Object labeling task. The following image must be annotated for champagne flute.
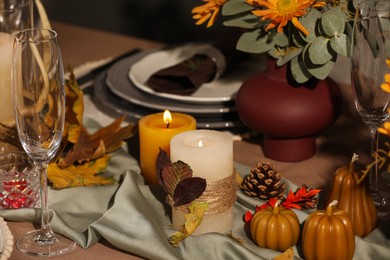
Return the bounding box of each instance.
[351,0,390,218]
[12,28,76,256]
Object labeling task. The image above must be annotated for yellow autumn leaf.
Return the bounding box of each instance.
[64,71,84,144]
[48,155,115,189]
[168,201,209,247]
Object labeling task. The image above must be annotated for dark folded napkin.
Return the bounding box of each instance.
[145,30,244,96]
[146,54,217,95]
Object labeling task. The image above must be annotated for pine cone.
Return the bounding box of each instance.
[241,162,286,200]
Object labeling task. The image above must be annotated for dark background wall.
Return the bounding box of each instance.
[44,0,225,44]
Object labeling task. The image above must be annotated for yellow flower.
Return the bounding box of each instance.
[249,0,326,36]
[192,0,227,28]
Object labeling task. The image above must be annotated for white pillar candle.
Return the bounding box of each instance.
[170,129,235,235]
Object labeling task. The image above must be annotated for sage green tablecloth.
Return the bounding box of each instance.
[0,147,389,260]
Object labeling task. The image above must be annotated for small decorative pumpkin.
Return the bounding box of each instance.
[250,202,300,252]
[302,201,355,260]
[325,153,377,237]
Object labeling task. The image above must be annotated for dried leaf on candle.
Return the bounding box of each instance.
[173,177,206,207]
[156,148,172,189]
[168,201,208,247]
[48,155,114,189]
[162,161,193,196]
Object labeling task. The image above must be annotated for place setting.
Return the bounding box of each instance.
[90,42,267,130]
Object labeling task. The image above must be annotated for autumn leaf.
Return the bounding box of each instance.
[173,177,206,207]
[59,117,135,168]
[282,185,321,210]
[168,201,208,247]
[64,69,83,145]
[161,161,193,196]
[156,148,172,189]
[48,155,114,189]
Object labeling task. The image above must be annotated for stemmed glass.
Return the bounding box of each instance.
[11,29,76,256]
[351,0,390,218]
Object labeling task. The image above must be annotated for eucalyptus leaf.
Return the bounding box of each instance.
[290,56,311,83]
[308,36,332,65]
[324,6,348,24]
[307,58,336,80]
[223,13,260,29]
[237,30,274,53]
[321,13,345,37]
[222,0,253,16]
[273,31,289,47]
[299,9,322,43]
[330,33,351,56]
[276,47,303,67]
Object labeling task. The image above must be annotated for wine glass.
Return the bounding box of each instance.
[351,0,390,218]
[11,28,76,256]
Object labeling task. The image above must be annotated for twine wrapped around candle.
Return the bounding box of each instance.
[167,168,237,215]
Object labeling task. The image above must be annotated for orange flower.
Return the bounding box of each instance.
[379,59,390,137]
[192,0,227,28]
[249,0,326,36]
[381,59,390,93]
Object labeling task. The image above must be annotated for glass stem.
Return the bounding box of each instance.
[36,162,57,245]
[369,128,380,199]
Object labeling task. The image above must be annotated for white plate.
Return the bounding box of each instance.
[128,44,266,104]
[106,51,236,114]
[0,217,13,259]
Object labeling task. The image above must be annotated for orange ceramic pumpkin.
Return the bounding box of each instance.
[302,201,355,260]
[250,204,300,252]
[325,154,377,237]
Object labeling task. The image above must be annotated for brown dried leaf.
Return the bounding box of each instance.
[156,148,171,189]
[59,117,135,168]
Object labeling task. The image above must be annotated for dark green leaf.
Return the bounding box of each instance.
[173,177,206,207]
[156,148,171,190]
[162,161,193,196]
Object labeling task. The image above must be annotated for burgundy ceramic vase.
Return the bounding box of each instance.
[236,58,343,162]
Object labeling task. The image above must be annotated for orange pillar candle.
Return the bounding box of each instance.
[138,111,196,184]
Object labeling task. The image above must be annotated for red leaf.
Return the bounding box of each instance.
[156,148,172,190]
[173,177,206,207]
[244,210,253,223]
[162,161,193,196]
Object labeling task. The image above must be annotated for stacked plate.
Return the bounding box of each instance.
[94,44,265,129]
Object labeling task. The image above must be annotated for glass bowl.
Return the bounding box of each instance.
[0,152,39,209]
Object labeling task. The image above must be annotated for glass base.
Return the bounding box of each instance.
[16,229,76,256]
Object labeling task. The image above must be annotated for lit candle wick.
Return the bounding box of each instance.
[163,109,172,129]
[198,140,203,147]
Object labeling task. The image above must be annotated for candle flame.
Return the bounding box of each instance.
[163,110,172,128]
[198,140,203,147]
